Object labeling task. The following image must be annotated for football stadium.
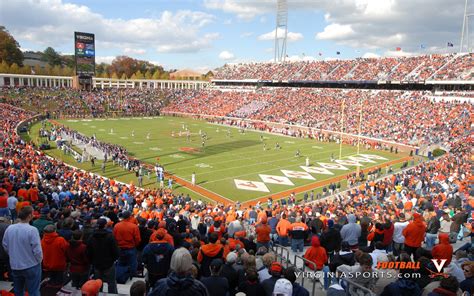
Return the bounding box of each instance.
[0,0,473,295]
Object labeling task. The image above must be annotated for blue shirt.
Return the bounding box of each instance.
[7,196,17,210]
[2,222,43,270]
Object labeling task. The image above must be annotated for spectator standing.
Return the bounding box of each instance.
[41,224,69,286]
[304,236,327,270]
[0,192,9,218]
[66,230,90,289]
[276,213,291,246]
[142,228,174,289]
[113,211,141,277]
[340,214,361,249]
[255,217,271,250]
[392,214,409,256]
[198,232,224,277]
[426,212,441,250]
[2,206,42,296]
[86,218,120,294]
[320,219,342,261]
[402,213,426,258]
[7,191,18,222]
[288,217,308,253]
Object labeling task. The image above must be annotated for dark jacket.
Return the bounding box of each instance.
[138,227,154,251]
[142,241,174,277]
[320,228,342,253]
[292,282,310,296]
[238,279,266,296]
[329,251,355,272]
[426,216,441,234]
[220,263,239,294]
[149,272,209,296]
[86,228,120,270]
[261,275,280,296]
[66,239,90,273]
[380,279,422,296]
[200,276,229,296]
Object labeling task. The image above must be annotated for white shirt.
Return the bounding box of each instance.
[393,221,409,243]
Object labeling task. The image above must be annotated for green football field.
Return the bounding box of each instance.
[47,116,406,203]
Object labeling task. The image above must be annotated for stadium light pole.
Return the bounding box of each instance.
[460,0,473,52]
[274,0,288,62]
[339,97,346,160]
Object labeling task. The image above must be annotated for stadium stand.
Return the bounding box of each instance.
[0,52,473,295]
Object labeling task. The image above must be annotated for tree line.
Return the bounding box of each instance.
[0,26,212,80]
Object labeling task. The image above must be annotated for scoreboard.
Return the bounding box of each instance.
[74,32,95,77]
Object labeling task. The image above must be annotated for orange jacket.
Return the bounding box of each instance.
[432,233,453,265]
[276,218,291,237]
[41,232,69,271]
[197,243,224,263]
[113,219,141,249]
[150,229,174,246]
[255,223,271,243]
[402,213,426,248]
[304,236,327,270]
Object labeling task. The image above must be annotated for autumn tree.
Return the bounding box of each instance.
[0,26,23,66]
[42,47,62,66]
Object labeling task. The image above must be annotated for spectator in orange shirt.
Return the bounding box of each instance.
[255,217,271,250]
[41,224,69,286]
[113,211,141,277]
[276,213,291,246]
[28,184,39,203]
[289,216,308,253]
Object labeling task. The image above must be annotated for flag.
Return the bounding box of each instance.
[420,44,426,49]
[336,51,341,55]
[447,42,454,47]
[396,47,401,51]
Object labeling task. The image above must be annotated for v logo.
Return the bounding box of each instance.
[431,259,447,273]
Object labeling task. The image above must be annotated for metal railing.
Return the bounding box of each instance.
[272,243,320,296]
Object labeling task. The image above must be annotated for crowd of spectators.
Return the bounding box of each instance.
[163,88,473,148]
[0,78,471,296]
[1,87,169,118]
[214,53,472,82]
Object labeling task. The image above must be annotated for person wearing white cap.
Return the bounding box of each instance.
[272,278,293,296]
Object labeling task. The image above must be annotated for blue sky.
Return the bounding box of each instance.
[1,0,467,72]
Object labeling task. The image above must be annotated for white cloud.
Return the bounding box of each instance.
[96,56,115,64]
[219,50,235,60]
[205,0,465,54]
[2,0,217,54]
[258,28,303,42]
[316,23,354,40]
[362,52,380,58]
[157,33,219,53]
[124,48,146,55]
